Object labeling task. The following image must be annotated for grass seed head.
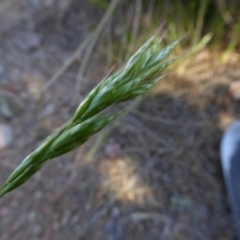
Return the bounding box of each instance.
[0,34,180,198]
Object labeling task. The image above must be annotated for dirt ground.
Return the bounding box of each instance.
[0,1,240,240]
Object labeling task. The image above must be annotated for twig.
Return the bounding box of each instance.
[133,109,183,125]
[125,115,170,147]
[74,24,110,99]
[106,21,113,67]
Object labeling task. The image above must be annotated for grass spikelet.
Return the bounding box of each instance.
[0,34,180,198]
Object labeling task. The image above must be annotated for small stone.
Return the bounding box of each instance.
[105,143,121,159]
[24,73,44,100]
[111,207,120,217]
[0,100,13,119]
[17,32,41,51]
[229,80,240,100]
[170,194,191,208]
[0,123,13,149]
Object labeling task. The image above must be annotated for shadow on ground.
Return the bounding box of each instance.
[1,62,240,240]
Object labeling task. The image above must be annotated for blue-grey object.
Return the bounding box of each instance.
[221,120,240,239]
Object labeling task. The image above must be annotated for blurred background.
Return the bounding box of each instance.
[0,0,240,239]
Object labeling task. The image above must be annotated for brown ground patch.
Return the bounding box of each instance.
[0,1,240,240]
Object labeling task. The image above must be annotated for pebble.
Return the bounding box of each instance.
[17,32,41,51]
[0,123,13,149]
[111,207,120,217]
[0,100,13,119]
[104,143,121,159]
[229,80,240,100]
[24,73,44,100]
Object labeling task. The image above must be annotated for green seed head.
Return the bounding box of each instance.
[0,34,180,198]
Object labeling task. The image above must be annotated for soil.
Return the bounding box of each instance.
[0,1,240,240]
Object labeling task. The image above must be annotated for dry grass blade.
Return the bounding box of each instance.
[41,0,120,92]
[125,0,142,60]
[0,34,181,199]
